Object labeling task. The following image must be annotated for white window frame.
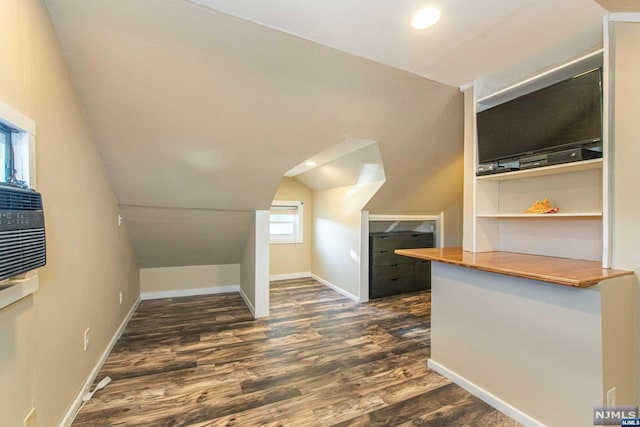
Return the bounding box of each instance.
[269,200,303,244]
[0,101,36,187]
[0,100,39,310]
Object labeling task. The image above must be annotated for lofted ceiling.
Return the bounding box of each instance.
[190,0,607,87]
[44,0,462,267]
[43,0,613,268]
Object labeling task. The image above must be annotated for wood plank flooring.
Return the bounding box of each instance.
[73,278,520,426]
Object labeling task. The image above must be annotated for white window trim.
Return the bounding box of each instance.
[270,200,303,245]
[0,100,39,310]
[0,100,36,187]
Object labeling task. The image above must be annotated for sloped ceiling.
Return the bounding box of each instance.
[190,0,607,87]
[45,0,463,267]
[294,143,385,192]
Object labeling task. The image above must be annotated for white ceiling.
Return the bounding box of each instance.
[190,0,607,87]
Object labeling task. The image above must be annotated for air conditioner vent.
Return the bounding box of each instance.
[0,186,46,282]
[0,185,43,210]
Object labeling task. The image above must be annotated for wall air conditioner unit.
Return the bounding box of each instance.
[0,184,46,281]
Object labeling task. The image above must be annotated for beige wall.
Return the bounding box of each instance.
[0,1,139,426]
[312,181,384,298]
[270,178,313,277]
[610,20,640,407]
[140,264,240,297]
[442,196,464,247]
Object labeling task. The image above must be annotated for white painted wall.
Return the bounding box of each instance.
[312,182,384,300]
[609,17,640,407]
[140,264,240,299]
[240,211,270,318]
[430,263,604,427]
[254,211,270,318]
[240,213,257,316]
[462,87,475,251]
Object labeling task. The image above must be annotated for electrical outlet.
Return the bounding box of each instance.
[83,328,90,351]
[119,291,123,305]
[606,386,616,407]
[23,408,36,427]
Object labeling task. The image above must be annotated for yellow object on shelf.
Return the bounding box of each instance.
[523,198,559,214]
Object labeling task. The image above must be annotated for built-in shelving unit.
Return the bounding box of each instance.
[475,212,602,218]
[472,51,608,264]
[475,158,602,181]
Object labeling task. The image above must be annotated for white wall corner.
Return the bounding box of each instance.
[359,211,370,302]
[436,212,445,248]
[253,210,270,318]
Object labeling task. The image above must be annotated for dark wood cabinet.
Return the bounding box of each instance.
[369,231,433,299]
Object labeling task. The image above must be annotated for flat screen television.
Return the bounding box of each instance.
[476,68,603,165]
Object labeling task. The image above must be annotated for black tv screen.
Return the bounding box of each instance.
[476,68,602,164]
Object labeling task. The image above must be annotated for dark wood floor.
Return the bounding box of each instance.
[73,278,520,426]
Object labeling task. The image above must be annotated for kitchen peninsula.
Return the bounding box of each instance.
[396,247,634,426]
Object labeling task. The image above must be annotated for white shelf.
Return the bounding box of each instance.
[0,275,39,310]
[476,159,603,182]
[476,212,602,219]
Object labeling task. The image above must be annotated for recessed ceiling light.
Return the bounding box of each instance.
[411,7,441,30]
[305,161,317,166]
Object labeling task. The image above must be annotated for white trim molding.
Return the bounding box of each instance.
[609,12,640,23]
[428,359,544,427]
[0,100,35,135]
[368,214,440,221]
[311,274,359,302]
[0,275,38,310]
[141,284,240,300]
[60,297,141,427]
[269,272,311,281]
[239,288,256,317]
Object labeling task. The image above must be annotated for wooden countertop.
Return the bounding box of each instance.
[394,247,633,288]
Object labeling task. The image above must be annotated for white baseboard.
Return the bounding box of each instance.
[238,288,256,318]
[269,272,311,281]
[59,297,141,427]
[140,284,239,300]
[428,359,543,427]
[310,274,359,302]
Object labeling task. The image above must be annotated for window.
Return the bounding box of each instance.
[0,123,11,183]
[269,201,303,244]
[0,120,30,187]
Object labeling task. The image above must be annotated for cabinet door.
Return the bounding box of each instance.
[372,264,415,282]
[372,250,413,266]
[371,233,434,251]
[415,260,431,289]
[370,276,418,298]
